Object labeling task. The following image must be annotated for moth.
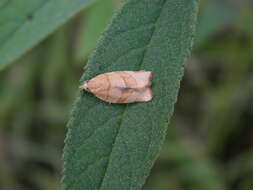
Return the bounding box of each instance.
[80,71,153,103]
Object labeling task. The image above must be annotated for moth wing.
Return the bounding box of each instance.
[81,71,153,103]
[135,88,153,102]
[124,71,152,89]
[95,87,133,103]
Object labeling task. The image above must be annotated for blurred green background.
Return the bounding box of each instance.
[0,0,253,189]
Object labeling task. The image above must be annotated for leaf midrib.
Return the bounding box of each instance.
[98,1,166,189]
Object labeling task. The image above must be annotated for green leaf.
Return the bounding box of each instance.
[75,0,115,62]
[0,0,93,70]
[63,0,199,189]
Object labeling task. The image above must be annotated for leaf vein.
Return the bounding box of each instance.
[99,1,167,189]
[71,115,122,158]
[65,155,109,189]
[98,104,129,189]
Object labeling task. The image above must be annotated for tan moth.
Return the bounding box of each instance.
[79,71,153,103]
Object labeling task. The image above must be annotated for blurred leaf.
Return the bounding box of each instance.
[0,0,93,70]
[75,0,115,62]
[0,47,43,130]
[195,0,236,47]
[205,58,253,155]
[227,150,253,183]
[156,141,226,190]
[63,0,199,190]
[40,26,78,132]
[237,8,253,39]
[33,169,61,190]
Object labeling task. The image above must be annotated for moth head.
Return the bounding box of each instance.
[85,76,109,93]
[79,81,90,92]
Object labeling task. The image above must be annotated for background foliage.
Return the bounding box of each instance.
[0,0,253,189]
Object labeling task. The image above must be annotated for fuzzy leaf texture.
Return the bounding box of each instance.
[0,0,93,70]
[63,0,199,190]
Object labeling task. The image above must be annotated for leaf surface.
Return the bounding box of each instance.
[63,0,199,189]
[0,0,93,70]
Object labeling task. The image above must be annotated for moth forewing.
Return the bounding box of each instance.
[125,71,152,88]
[80,71,153,103]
